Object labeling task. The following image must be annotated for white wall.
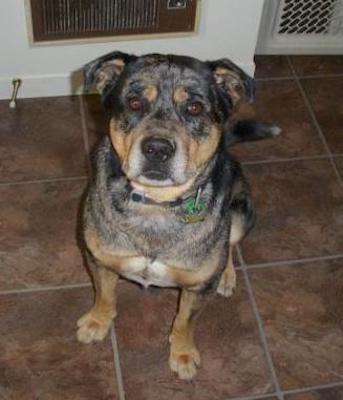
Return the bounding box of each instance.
[0,0,264,99]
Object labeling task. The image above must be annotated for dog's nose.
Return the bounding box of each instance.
[141,137,175,162]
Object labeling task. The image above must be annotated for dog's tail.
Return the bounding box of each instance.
[225,119,282,147]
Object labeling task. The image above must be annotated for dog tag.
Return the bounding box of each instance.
[182,197,207,224]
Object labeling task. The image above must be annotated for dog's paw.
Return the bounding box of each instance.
[76,310,114,344]
[217,269,236,298]
[169,347,201,380]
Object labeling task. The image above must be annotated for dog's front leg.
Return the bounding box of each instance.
[169,289,209,380]
[217,246,236,297]
[77,252,119,344]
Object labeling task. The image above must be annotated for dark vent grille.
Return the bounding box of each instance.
[29,0,197,42]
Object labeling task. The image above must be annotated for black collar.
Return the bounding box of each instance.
[125,182,209,224]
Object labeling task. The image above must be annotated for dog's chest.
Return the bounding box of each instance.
[121,257,177,288]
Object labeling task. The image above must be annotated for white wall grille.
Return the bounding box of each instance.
[256,0,343,54]
[278,0,343,35]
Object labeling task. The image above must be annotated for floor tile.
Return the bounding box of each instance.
[334,156,343,181]
[290,56,343,76]
[301,77,343,154]
[0,180,88,290]
[0,97,86,183]
[115,275,274,400]
[252,398,278,400]
[258,397,278,400]
[0,288,117,400]
[249,259,343,391]
[82,94,110,153]
[230,80,326,162]
[254,56,293,79]
[285,386,343,399]
[241,159,343,264]
[254,398,278,400]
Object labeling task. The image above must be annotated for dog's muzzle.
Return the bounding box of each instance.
[141,137,176,181]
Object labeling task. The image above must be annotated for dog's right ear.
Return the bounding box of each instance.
[83,51,137,99]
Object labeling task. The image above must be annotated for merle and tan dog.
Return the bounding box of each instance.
[77,51,279,380]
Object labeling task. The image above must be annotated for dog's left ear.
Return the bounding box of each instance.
[207,58,255,105]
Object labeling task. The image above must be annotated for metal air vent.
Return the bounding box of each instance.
[27,0,198,43]
[278,0,341,35]
[256,0,343,54]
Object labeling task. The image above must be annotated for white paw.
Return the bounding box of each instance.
[169,347,201,380]
[217,270,236,298]
[76,311,114,344]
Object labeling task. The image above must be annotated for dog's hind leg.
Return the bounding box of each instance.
[217,246,236,297]
[169,289,208,380]
[77,252,119,344]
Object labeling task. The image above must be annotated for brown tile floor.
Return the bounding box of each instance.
[0,56,342,400]
[284,386,343,400]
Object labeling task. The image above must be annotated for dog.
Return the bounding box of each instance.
[76,51,280,380]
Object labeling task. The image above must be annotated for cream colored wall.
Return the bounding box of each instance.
[0,0,264,99]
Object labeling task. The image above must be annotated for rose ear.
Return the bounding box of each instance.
[83,51,137,99]
[207,58,255,105]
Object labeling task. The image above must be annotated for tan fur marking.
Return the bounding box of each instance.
[109,118,133,168]
[85,228,141,274]
[189,124,221,169]
[174,86,189,104]
[131,178,196,202]
[143,84,158,102]
[149,256,220,288]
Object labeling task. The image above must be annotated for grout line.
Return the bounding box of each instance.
[110,324,126,400]
[225,393,278,400]
[0,282,92,296]
[286,56,343,187]
[332,157,343,184]
[237,246,284,400]
[286,56,331,155]
[256,73,343,82]
[295,73,343,80]
[0,175,88,187]
[244,253,343,270]
[283,380,343,396]
[256,76,295,82]
[0,278,132,297]
[241,154,330,166]
[79,95,92,173]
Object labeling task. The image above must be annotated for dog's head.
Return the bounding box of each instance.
[84,52,256,195]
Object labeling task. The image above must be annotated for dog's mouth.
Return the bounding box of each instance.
[143,169,170,181]
[134,171,174,187]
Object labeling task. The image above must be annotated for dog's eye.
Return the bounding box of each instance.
[128,97,142,111]
[187,102,204,116]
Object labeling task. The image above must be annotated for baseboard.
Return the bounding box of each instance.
[0,71,83,100]
[0,62,255,100]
